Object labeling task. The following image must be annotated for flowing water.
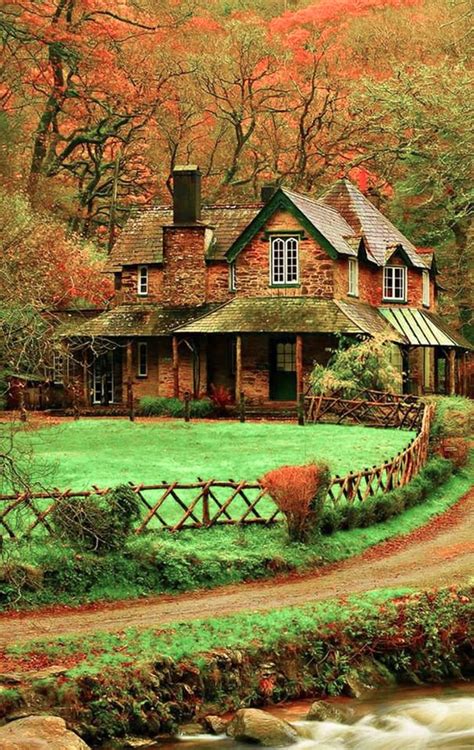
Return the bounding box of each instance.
[153,684,474,750]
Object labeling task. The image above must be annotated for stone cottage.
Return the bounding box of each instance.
[60,166,471,407]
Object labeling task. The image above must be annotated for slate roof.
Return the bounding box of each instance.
[107,204,262,270]
[320,180,428,268]
[175,296,401,337]
[65,304,219,338]
[380,308,472,349]
[281,188,358,257]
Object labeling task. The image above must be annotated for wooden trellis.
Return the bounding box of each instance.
[0,404,433,539]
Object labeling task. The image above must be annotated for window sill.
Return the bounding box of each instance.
[382,298,408,304]
[347,292,359,298]
[270,283,301,288]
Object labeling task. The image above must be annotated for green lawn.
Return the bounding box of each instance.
[14,419,415,490]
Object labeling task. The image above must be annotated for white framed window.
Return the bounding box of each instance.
[137,266,148,296]
[229,262,236,292]
[348,258,359,296]
[383,266,407,301]
[422,270,430,307]
[270,236,299,286]
[137,342,148,377]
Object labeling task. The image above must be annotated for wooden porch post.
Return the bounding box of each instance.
[433,352,439,394]
[462,352,468,396]
[172,335,180,398]
[235,334,242,400]
[296,334,303,401]
[447,349,456,395]
[82,348,89,405]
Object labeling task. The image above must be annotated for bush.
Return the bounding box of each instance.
[51,484,141,553]
[139,396,213,418]
[320,457,454,534]
[309,334,401,397]
[261,462,331,542]
[438,437,470,469]
[428,396,474,442]
[209,383,234,413]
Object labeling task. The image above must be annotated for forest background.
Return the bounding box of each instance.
[0,0,472,381]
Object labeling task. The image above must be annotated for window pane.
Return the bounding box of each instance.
[285,238,298,283]
[272,238,285,284]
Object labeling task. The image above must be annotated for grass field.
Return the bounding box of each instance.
[13,419,415,490]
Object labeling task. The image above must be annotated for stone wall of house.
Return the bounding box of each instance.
[206,262,232,303]
[120,266,163,304]
[233,209,334,299]
[162,226,207,307]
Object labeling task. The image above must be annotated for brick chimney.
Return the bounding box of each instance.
[173,165,202,223]
[162,165,208,307]
[261,182,278,203]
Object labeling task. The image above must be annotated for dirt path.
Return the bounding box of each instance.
[2,490,473,647]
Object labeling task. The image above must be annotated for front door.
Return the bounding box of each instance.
[93,351,115,404]
[270,337,297,401]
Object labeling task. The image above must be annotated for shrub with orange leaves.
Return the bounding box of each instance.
[261,462,331,543]
[438,437,470,469]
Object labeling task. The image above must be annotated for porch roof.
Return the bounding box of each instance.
[175,297,404,339]
[380,307,472,349]
[63,303,219,338]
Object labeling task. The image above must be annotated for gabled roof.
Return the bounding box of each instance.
[175,296,404,340]
[320,180,429,268]
[107,204,262,270]
[64,303,220,338]
[226,187,358,262]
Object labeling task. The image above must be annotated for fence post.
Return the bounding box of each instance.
[184,390,191,422]
[202,484,210,525]
[298,392,305,426]
[239,391,246,423]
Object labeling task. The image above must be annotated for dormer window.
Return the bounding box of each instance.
[348,258,359,296]
[422,270,430,307]
[229,262,236,292]
[270,236,299,286]
[137,265,148,296]
[383,266,407,302]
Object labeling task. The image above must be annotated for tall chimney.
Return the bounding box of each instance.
[173,165,201,224]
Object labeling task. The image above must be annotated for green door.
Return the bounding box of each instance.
[270,337,297,401]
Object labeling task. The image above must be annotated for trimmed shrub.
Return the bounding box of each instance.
[320,457,454,534]
[139,396,213,418]
[261,462,331,542]
[438,437,470,469]
[51,484,141,553]
[428,396,474,442]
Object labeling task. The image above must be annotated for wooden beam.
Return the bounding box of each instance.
[235,334,242,400]
[447,349,456,395]
[125,338,133,380]
[172,335,179,398]
[433,352,439,394]
[296,334,303,401]
[82,348,89,405]
[462,352,468,396]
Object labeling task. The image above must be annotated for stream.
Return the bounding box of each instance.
[154,683,474,750]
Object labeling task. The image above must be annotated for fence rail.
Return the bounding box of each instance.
[305,391,424,430]
[0,404,433,539]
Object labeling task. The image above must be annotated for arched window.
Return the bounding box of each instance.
[270,237,299,285]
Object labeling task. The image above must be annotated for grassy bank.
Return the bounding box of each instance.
[1,458,469,609]
[1,585,471,742]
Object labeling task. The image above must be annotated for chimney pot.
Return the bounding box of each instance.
[173,165,201,224]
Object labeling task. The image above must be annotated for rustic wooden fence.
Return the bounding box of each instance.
[0,404,433,539]
[305,389,424,430]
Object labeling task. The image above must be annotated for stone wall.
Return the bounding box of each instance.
[162,226,207,307]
